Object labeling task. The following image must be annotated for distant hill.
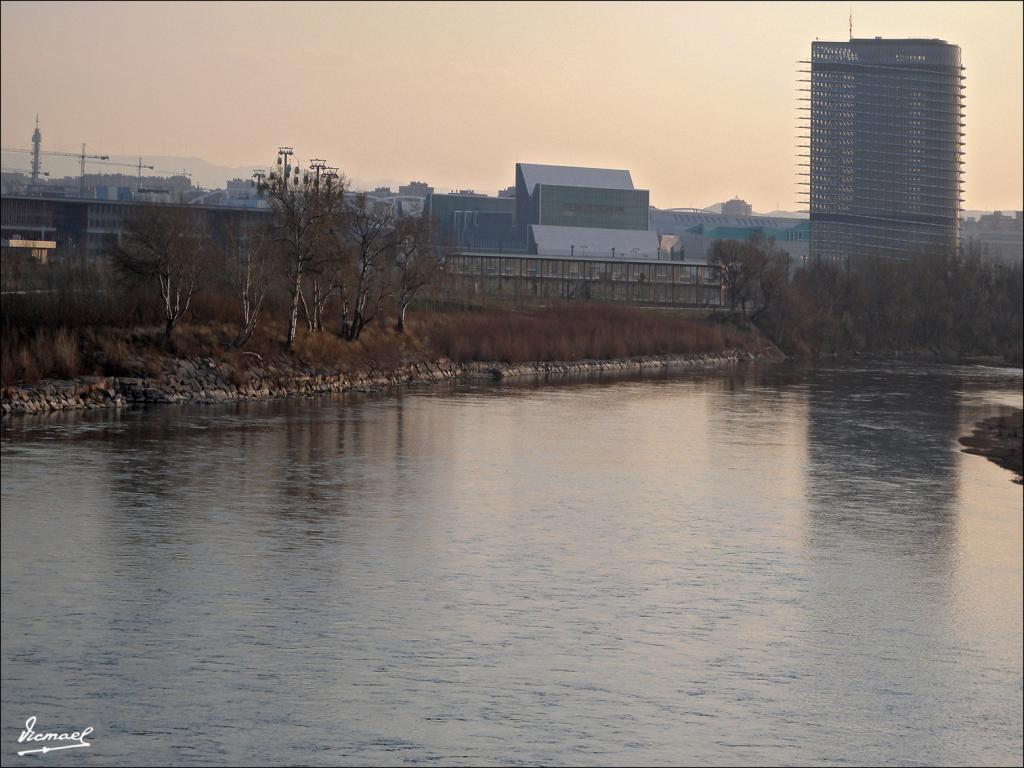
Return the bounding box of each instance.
[758,210,808,219]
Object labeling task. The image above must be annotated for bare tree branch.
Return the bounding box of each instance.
[110,205,207,340]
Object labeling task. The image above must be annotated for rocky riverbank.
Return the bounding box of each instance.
[1,349,773,417]
[959,409,1024,484]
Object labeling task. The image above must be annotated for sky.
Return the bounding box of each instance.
[1,1,1021,210]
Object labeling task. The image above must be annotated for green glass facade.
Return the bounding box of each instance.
[425,193,518,249]
[426,193,513,225]
[535,185,649,231]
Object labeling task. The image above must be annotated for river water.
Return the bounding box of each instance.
[2,362,1021,766]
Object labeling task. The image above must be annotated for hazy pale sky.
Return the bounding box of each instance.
[2,1,1021,210]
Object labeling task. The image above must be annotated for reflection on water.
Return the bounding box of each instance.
[1,362,1021,766]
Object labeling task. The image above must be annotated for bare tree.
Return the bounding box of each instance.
[300,247,341,333]
[337,193,395,341]
[258,154,347,351]
[111,204,206,340]
[216,215,274,347]
[745,234,788,324]
[391,214,445,333]
[710,239,754,315]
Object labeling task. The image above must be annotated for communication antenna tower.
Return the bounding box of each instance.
[30,116,42,186]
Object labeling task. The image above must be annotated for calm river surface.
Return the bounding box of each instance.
[2,362,1022,766]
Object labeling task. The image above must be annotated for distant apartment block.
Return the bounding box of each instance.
[803,37,965,260]
[398,181,433,196]
[962,211,1023,264]
[721,198,753,217]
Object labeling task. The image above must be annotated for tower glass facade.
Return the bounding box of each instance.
[802,38,965,260]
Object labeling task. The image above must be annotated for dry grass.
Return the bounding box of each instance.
[416,305,759,364]
[79,328,136,377]
[167,323,229,358]
[1,327,80,385]
[288,320,423,374]
[290,327,356,370]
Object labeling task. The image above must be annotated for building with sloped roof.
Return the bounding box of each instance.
[515,163,634,191]
[514,162,650,235]
[426,162,658,258]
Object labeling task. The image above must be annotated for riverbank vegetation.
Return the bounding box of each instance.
[1,276,767,387]
[710,237,1024,363]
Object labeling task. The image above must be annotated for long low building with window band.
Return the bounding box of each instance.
[444,252,723,308]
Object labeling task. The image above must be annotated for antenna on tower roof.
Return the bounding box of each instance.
[849,7,853,39]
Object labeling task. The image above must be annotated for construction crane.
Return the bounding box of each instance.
[135,158,154,189]
[92,157,186,177]
[82,157,183,191]
[1,143,109,196]
[1,147,187,194]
